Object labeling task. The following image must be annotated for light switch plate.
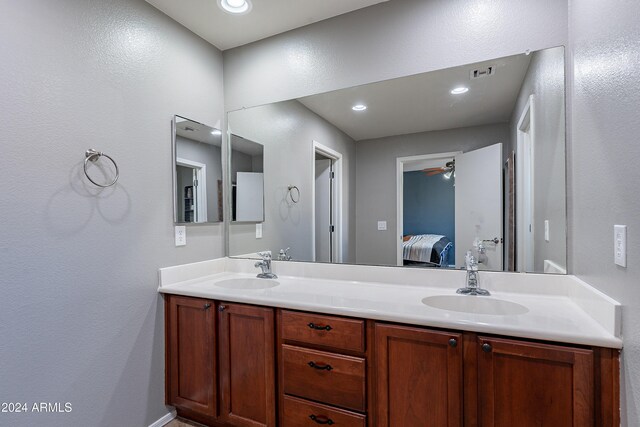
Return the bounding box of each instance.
[544,220,550,242]
[256,223,263,239]
[175,226,186,247]
[614,225,627,267]
[378,221,387,231]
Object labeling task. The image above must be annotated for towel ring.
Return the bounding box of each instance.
[84,149,119,188]
[287,185,300,204]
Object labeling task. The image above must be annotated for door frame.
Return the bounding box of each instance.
[396,151,461,266]
[311,141,343,263]
[177,157,207,222]
[516,94,535,271]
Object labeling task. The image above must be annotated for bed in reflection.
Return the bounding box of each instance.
[402,234,453,268]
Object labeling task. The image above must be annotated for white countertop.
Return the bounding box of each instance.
[158,258,622,349]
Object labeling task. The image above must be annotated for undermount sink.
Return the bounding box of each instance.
[215,278,280,290]
[422,295,529,315]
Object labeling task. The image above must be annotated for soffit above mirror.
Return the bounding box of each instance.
[145,0,388,50]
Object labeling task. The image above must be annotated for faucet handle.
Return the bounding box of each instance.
[257,251,272,260]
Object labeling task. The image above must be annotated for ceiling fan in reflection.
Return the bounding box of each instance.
[422,159,455,179]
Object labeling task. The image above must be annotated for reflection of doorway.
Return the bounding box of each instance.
[311,141,342,263]
[176,158,207,222]
[396,152,460,267]
[315,153,333,263]
[397,144,503,270]
[516,95,535,272]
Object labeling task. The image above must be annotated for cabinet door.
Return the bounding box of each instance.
[375,323,463,427]
[477,336,594,427]
[219,302,276,427]
[166,295,217,417]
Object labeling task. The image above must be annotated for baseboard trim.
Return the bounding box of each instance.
[149,410,177,427]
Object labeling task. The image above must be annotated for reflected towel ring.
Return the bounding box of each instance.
[287,185,300,204]
[84,149,119,188]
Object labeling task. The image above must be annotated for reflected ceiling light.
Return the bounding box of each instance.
[352,104,367,111]
[218,0,252,15]
[211,129,222,135]
[450,86,469,95]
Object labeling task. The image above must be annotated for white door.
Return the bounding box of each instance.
[236,172,264,222]
[454,143,503,270]
[315,158,333,262]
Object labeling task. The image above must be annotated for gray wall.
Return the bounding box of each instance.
[223,0,568,111]
[0,1,225,426]
[356,123,510,265]
[509,46,567,272]
[228,100,356,263]
[569,1,640,425]
[176,136,223,222]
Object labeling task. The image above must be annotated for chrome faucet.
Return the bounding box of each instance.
[277,247,292,261]
[255,251,277,279]
[457,251,490,296]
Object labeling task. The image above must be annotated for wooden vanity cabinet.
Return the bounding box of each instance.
[218,302,276,427]
[277,309,372,426]
[165,295,277,427]
[375,326,619,427]
[165,296,619,427]
[165,295,218,420]
[475,336,594,427]
[374,323,463,427]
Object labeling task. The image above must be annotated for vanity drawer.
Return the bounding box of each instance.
[283,396,366,427]
[281,310,365,353]
[282,345,366,412]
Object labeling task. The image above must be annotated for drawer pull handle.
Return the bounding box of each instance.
[308,322,333,331]
[482,343,493,353]
[308,361,333,371]
[203,303,211,310]
[309,414,334,425]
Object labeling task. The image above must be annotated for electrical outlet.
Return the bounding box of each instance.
[175,226,186,247]
[256,223,263,239]
[614,225,627,267]
[378,221,387,231]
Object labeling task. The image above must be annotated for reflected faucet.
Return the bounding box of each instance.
[255,251,277,279]
[457,251,490,296]
[277,247,292,261]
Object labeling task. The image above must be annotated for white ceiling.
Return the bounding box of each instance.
[298,54,532,141]
[175,117,222,146]
[145,0,387,50]
[231,134,263,156]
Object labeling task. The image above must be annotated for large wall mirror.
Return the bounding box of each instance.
[173,115,224,224]
[226,46,567,273]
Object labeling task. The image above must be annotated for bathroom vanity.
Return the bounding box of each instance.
[159,258,621,427]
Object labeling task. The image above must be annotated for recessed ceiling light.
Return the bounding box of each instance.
[450,87,469,95]
[352,104,367,111]
[211,129,222,135]
[218,0,252,15]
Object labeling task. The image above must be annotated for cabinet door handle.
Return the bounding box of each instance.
[448,338,458,348]
[203,303,211,310]
[309,414,335,425]
[308,361,333,371]
[482,343,493,353]
[218,304,226,312]
[308,322,332,331]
